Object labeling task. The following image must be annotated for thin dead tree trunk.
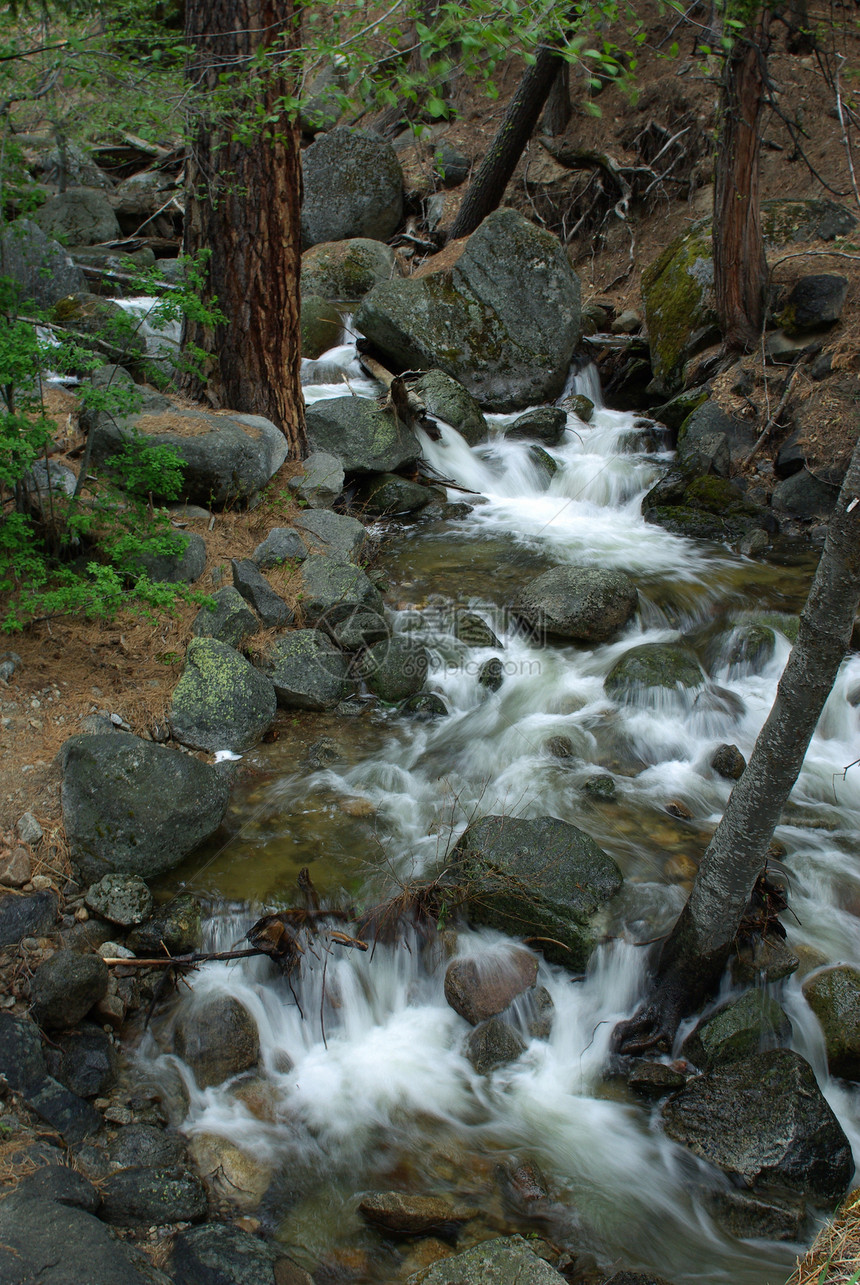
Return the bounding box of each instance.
[713,5,771,352]
[448,42,568,240]
[614,432,860,1054]
[180,0,306,454]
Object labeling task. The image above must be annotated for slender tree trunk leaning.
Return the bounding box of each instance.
[614,432,860,1055]
[448,43,567,240]
[541,63,571,136]
[712,5,770,352]
[180,0,306,454]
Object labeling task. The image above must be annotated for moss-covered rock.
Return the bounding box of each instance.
[360,636,428,702]
[258,630,351,711]
[514,567,638,643]
[605,643,703,695]
[192,586,260,649]
[641,222,718,395]
[356,473,434,516]
[802,965,860,1080]
[297,554,383,625]
[355,208,581,411]
[410,369,488,445]
[561,393,594,423]
[300,294,343,359]
[722,623,777,671]
[168,637,277,752]
[301,238,398,301]
[761,198,857,247]
[453,815,622,969]
[682,991,792,1070]
[305,395,420,474]
[52,292,146,359]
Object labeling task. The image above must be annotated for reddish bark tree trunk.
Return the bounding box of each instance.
[713,8,771,352]
[180,0,306,455]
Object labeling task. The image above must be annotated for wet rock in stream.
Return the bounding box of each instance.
[444,949,538,1025]
[358,1191,476,1237]
[174,994,260,1088]
[406,1234,568,1285]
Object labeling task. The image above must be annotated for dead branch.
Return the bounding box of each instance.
[745,358,807,465]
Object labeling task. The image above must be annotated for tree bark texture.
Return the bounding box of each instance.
[615,431,860,1053]
[181,0,306,454]
[542,63,571,136]
[448,43,566,241]
[713,7,770,352]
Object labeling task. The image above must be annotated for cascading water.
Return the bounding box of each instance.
[140,334,860,1284]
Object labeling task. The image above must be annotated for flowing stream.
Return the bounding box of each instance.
[140,329,860,1284]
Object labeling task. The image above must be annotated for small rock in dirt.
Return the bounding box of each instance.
[251,527,308,569]
[17,812,43,845]
[107,1122,186,1170]
[85,873,153,927]
[192,585,261,649]
[52,1023,118,1099]
[0,846,31,887]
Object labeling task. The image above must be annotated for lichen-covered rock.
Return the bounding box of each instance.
[444,949,538,1025]
[259,630,351,710]
[169,637,276,752]
[297,555,383,625]
[29,952,109,1030]
[513,567,638,643]
[357,473,434,516]
[802,965,860,1080]
[681,991,792,1070]
[34,187,121,246]
[0,218,87,309]
[605,643,703,695]
[301,237,399,300]
[170,1223,281,1285]
[360,635,428,702]
[174,995,260,1088]
[60,733,230,883]
[661,1049,853,1200]
[356,208,581,412]
[408,1235,567,1285]
[454,815,622,968]
[301,294,343,358]
[562,393,595,423]
[504,407,567,446]
[641,222,718,395]
[251,528,308,569]
[192,586,260,649]
[126,894,203,957]
[305,395,420,475]
[410,369,488,445]
[87,391,288,507]
[761,198,857,246]
[85,874,152,927]
[302,128,404,246]
[99,1166,207,1227]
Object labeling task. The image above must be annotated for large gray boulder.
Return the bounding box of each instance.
[297,555,383,625]
[360,636,429,702]
[407,1235,567,1285]
[59,732,231,883]
[356,208,582,411]
[301,237,399,300]
[0,218,87,309]
[258,631,352,711]
[290,450,344,508]
[99,1167,207,1227]
[170,1223,283,1285]
[409,369,488,446]
[681,991,792,1070]
[191,586,260,649]
[305,396,420,474]
[661,1049,853,1200]
[87,391,288,507]
[301,128,404,246]
[29,952,109,1031]
[293,509,374,564]
[513,567,638,643]
[0,1186,167,1285]
[169,637,277,752]
[34,187,121,246]
[453,815,622,968]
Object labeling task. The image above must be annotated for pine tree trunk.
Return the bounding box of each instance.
[614,433,860,1054]
[713,7,770,352]
[180,0,306,454]
[448,44,565,241]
